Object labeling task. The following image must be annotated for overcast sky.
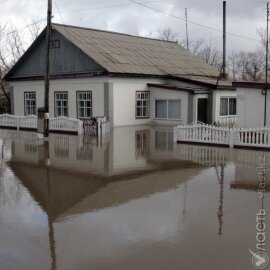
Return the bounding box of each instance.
[1,0,269,53]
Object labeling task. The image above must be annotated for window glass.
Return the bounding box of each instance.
[136,91,149,118]
[155,100,167,118]
[55,92,68,117]
[168,100,181,119]
[229,98,237,115]
[220,97,236,116]
[77,91,92,118]
[24,92,36,115]
[155,100,181,119]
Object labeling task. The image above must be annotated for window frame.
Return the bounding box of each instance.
[54,91,69,117]
[24,92,36,116]
[155,99,182,120]
[136,91,150,119]
[76,91,93,119]
[220,97,237,117]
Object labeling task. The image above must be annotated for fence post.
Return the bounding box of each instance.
[16,117,20,130]
[78,120,83,135]
[229,129,234,148]
[173,127,178,142]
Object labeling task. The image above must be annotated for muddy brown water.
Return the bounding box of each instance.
[0,127,269,270]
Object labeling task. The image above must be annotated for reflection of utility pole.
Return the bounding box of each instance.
[216,163,224,236]
[44,141,57,270]
[182,182,188,222]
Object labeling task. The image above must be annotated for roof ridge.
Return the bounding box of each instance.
[52,23,178,44]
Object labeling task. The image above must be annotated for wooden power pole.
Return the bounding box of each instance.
[44,0,52,137]
[185,8,189,51]
[221,1,227,79]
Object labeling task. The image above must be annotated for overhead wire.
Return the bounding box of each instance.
[129,0,261,43]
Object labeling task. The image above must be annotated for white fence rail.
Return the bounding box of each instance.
[0,114,83,134]
[49,117,83,134]
[174,123,270,149]
[19,115,37,129]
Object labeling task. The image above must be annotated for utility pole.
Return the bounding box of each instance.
[221,1,227,79]
[44,0,52,137]
[264,2,269,127]
[185,8,189,51]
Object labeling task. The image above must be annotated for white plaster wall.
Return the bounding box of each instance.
[237,88,270,128]
[212,90,237,122]
[10,77,194,127]
[150,87,189,125]
[10,77,107,118]
[111,78,165,126]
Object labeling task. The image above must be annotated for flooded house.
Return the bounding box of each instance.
[4,23,236,126]
[233,81,270,128]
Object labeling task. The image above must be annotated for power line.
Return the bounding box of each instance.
[3,18,47,37]
[129,0,261,43]
[54,0,65,24]
[61,0,161,13]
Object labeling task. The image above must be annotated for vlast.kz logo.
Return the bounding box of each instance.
[249,250,269,269]
[250,155,269,269]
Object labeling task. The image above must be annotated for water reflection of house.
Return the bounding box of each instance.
[231,151,270,192]
[7,127,204,221]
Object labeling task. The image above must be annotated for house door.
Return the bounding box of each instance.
[197,98,208,123]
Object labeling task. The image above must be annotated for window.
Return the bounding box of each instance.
[77,91,92,119]
[55,92,68,117]
[50,39,60,49]
[136,91,150,118]
[24,92,36,115]
[155,100,181,120]
[220,97,236,116]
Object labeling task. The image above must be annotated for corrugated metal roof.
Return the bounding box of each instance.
[53,24,219,77]
[172,75,233,87]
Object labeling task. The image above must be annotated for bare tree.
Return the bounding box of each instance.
[158,27,179,42]
[196,40,222,68]
[28,19,45,42]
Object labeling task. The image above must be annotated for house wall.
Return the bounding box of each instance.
[212,90,237,123]
[10,78,107,118]
[10,77,237,127]
[149,86,189,125]
[110,78,165,126]
[236,87,270,128]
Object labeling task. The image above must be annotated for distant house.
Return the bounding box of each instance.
[4,23,236,127]
[233,82,270,128]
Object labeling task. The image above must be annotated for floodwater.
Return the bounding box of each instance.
[0,126,269,270]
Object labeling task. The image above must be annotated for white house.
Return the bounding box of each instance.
[233,82,270,128]
[4,23,236,127]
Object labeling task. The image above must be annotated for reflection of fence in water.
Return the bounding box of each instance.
[176,144,228,166]
[176,143,270,168]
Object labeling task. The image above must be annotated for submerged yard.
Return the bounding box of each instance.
[0,126,269,270]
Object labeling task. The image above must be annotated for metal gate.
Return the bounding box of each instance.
[83,119,97,136]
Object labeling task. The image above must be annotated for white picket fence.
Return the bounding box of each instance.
[174,122,270,149]
[0,114,83,134]
[49,117,83,134]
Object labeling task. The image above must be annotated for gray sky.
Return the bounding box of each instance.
[1,0,269,53]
